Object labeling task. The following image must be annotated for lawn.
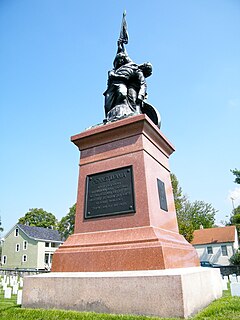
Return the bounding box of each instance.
[0,286,240,320]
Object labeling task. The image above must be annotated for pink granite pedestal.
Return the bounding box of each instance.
[51,114,199,271]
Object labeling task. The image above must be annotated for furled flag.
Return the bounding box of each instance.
[119,10,128,44]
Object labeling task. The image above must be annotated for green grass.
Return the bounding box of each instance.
[0,286,240,320]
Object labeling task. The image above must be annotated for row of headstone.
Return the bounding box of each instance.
[229,274,240,283]
[3,287,22,305]
[1,275,23,288]
[221,274,240,297]
[0,275,23,305]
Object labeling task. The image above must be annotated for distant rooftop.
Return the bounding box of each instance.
[17,224,63,242]
[191,226,236,245]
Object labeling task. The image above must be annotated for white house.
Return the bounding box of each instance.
[1,224,64,270]
[191,226,239,266]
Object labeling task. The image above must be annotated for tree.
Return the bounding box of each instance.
[171,174,194,241]
[229,206,240,225]
[170,173,187,212]
[223,170,240,237]
[186,200,216,230]
[57,204,76,240]
[231,168,240,184]
[226,205,240,236]
[18,208,58,229]
[229,251,240,265]
[170,174,216,242]
[0,217,3,234]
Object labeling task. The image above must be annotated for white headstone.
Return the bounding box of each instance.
[230,282,240,296]
[12,283,19,294]
[222,279,228,290]
[17,290,22,305]
[19,278,24,287]
[223,276,228,282]
[2,282,7,290]
[6,277,10,285]
[229,274,237,282]
[4,287,12,299]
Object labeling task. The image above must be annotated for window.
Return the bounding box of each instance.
[15,228,19,237]
[207,246,213,254]
[45,253,49,264]
[2,256,7,264]
[23,240,28,250]
[22,255,27,262]
[45,242,50,247]
[51,242,56,248]
[15,243,20,252]
[221,245,228,256]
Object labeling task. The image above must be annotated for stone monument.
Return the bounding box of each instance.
[22,13,222,318]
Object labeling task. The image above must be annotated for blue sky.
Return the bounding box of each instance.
[1,0,240,235]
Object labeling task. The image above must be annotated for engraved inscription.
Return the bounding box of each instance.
[157,179,168,212]
[85,166,135,219]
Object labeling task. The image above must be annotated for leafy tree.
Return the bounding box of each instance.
[229,207,240,225]
[18,208,58,229]
[171,174,194,241]
[176,203,195,242]
[229,251,240,265]
[171,174,216,242]
[170,173,187,212]
[226,205,240,236]
[0,217,3,234]
[57,203,76,239]
[231,168,240,184]
[186,200,216,230]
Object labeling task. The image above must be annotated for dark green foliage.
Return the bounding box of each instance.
[0,220,3,233]
[171,174,216,242]
[57,203,76,239]
[225,205,240,237]
[18,208,58,229]
[231,168,240,185]
[229,251,240,265]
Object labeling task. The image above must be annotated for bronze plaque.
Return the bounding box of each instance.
[84,166,135,219]
[157,179,168,211]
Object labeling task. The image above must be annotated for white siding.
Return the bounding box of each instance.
[194,242,234,266]
[233,229,239,251]
[37,241,62,269]
[37,241,46,269]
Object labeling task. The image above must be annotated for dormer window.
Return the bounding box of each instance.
[15,228,19,237]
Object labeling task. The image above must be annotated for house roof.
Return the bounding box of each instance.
[17,224,63,242]
[191,226,236,245]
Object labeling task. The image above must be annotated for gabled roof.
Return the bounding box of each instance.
[17,224,63,242]
[191,226,236,245]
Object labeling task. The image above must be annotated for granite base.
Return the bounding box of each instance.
[22,267,222,318]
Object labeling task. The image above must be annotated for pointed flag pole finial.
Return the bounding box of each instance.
[118,10,129,52]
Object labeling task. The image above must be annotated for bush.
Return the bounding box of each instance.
[229,251,240,265]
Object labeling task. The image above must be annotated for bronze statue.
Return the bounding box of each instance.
[104,12,161,128]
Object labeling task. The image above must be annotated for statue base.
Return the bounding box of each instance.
[52,114,199,272]
[22,268,222,318]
